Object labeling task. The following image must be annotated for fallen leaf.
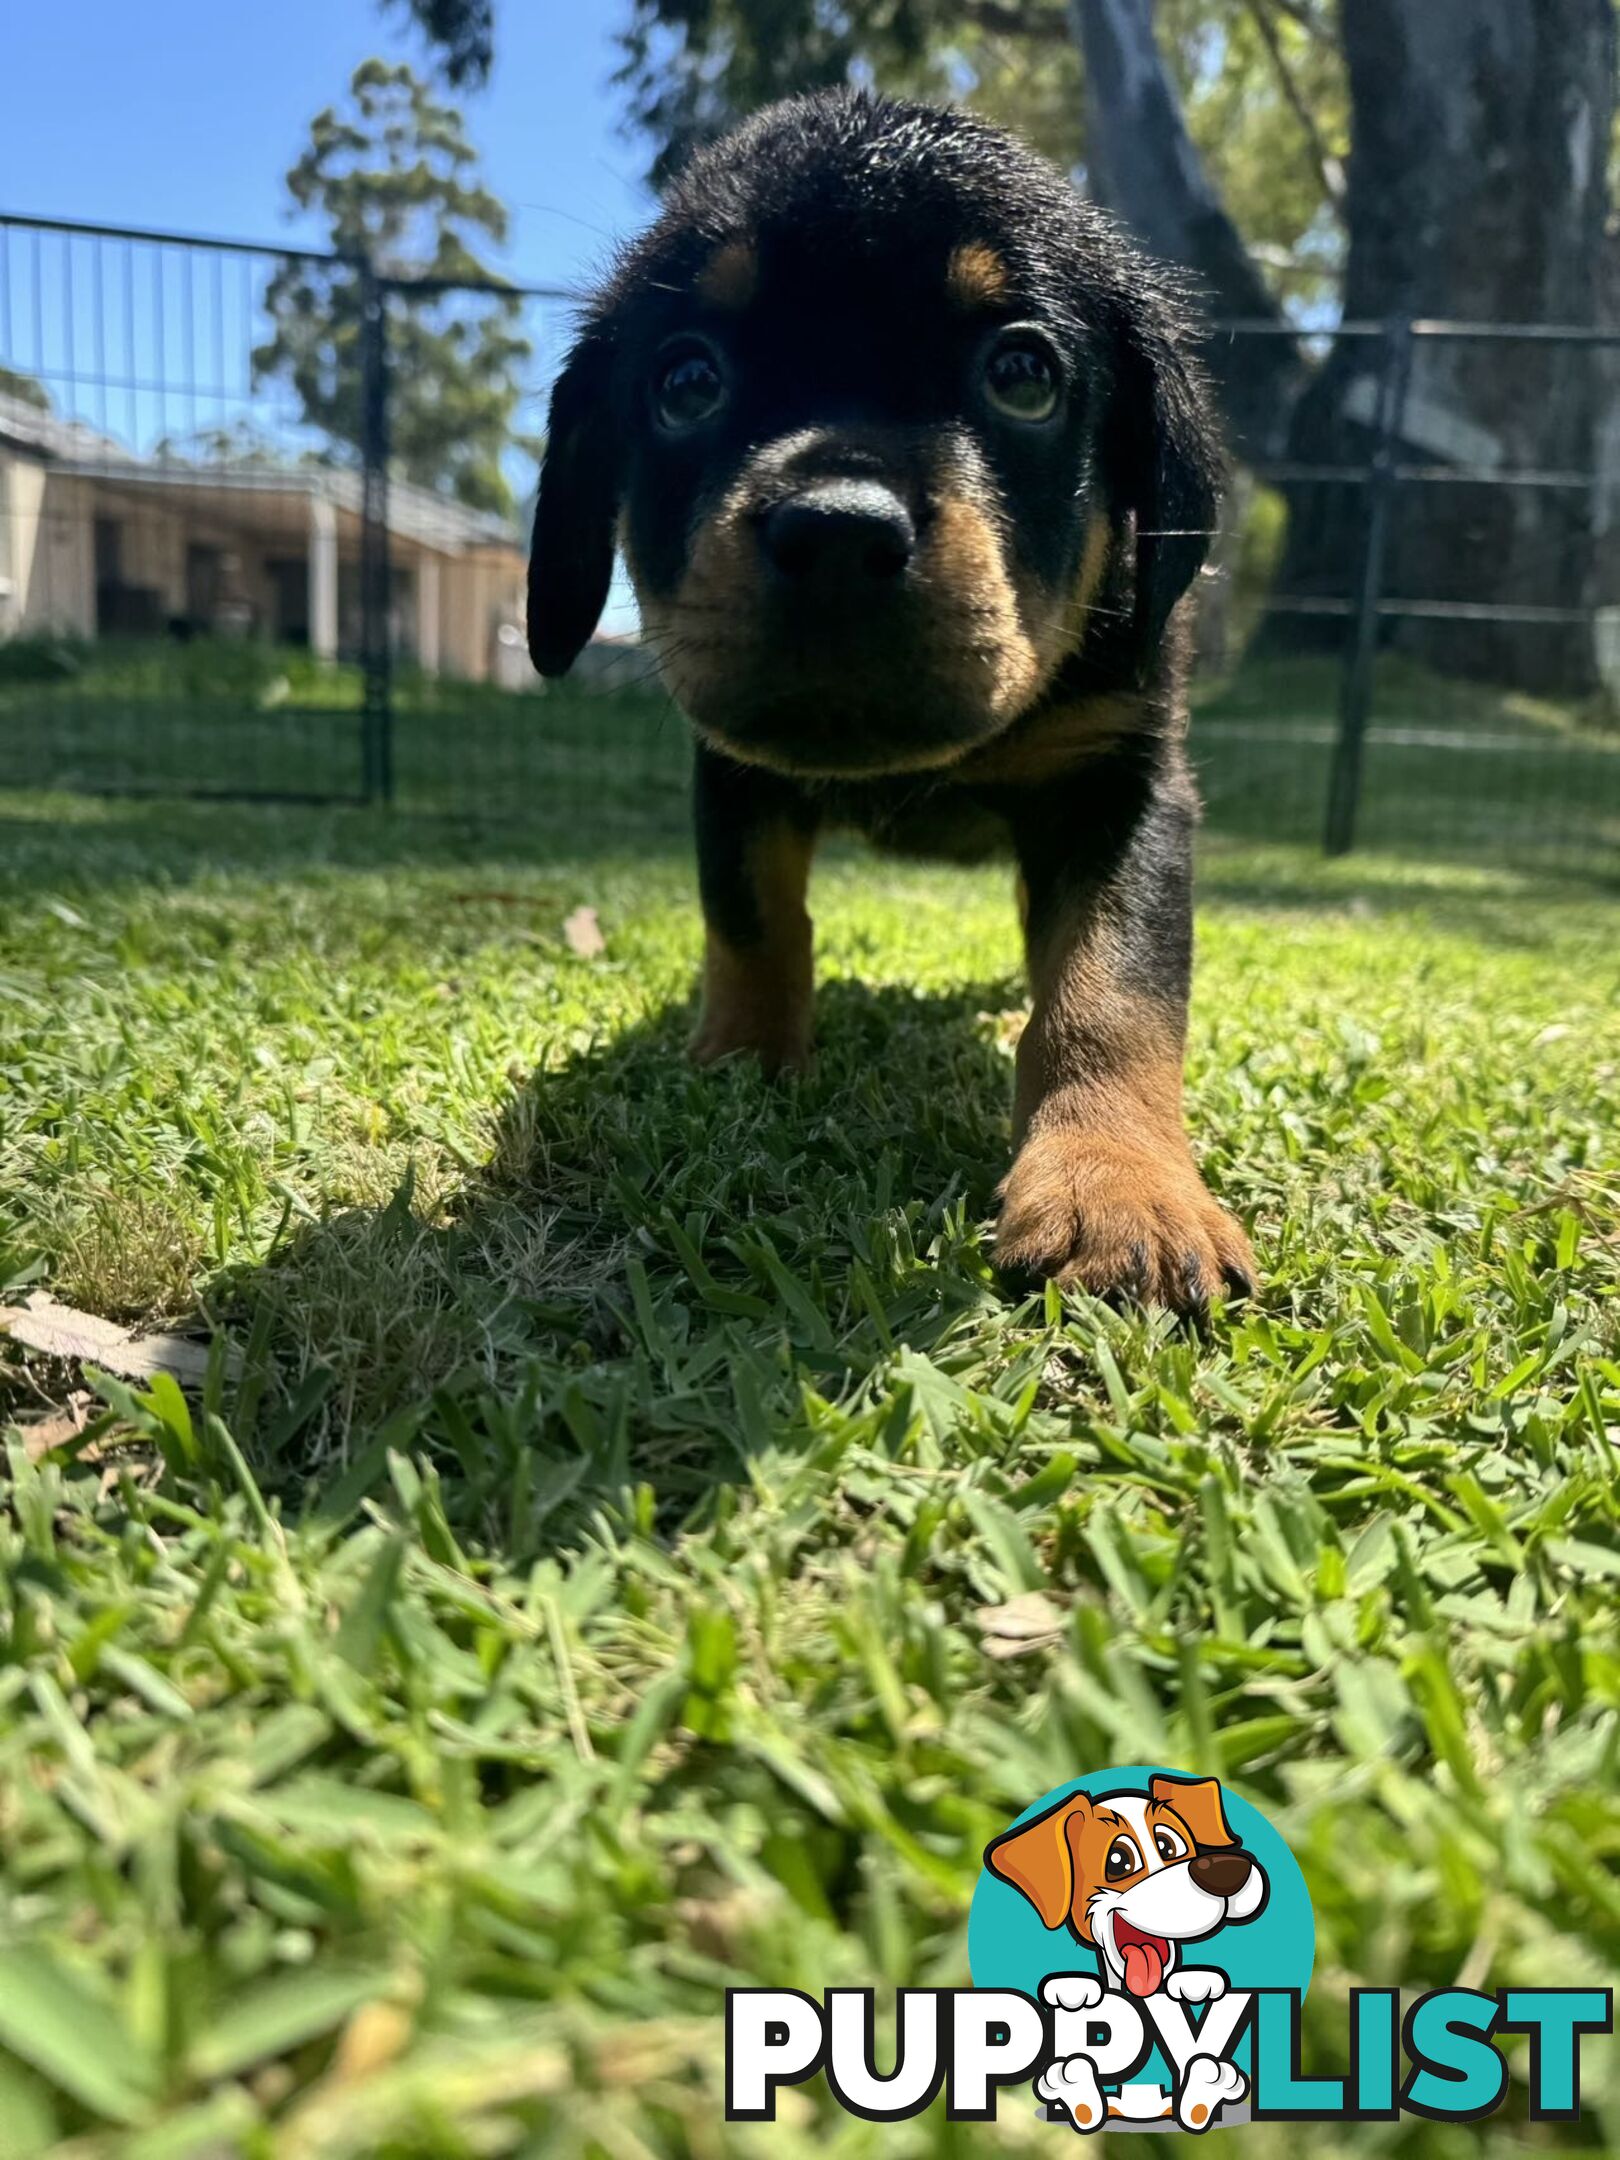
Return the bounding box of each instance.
[563,905,606,959]
[979,1007,1027,1054]
[326,1999,414,2087]
[0,1291,235,1387]
[673,1890,774,1962]
[17,1390,96,1463]
[975,1590,1064,1657]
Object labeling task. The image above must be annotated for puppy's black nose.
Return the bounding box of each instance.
[1190,1850,1253,1898]
[761,480,915,585]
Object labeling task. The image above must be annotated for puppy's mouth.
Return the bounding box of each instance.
[1111,1915,1173,1998]
[638,476,1059,778]
[688,669,1003,778]
[650,602,1026,779]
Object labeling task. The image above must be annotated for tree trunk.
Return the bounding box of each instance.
[1277,0,1616,695]
[1071,0,1616,699]
[1068,0,1306,457]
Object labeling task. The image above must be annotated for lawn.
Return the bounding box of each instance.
[4,636,1618,877]
[0,776,1618,2157]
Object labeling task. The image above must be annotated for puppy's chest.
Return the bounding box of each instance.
[812,775,1015,862]
[806,681,1163,859]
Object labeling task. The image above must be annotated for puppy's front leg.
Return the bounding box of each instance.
[690,744,820,1074]
[996,758,1255,1313]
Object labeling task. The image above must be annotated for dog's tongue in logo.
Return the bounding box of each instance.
[966,1770,1350,2134]
[1114,1918,1169,1998]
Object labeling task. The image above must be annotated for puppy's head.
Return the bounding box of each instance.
[530,90,1219,780]
[985,1776,1268,1998]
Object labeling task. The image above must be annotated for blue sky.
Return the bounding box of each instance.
[2,3,657,627]
[0,1,652,293]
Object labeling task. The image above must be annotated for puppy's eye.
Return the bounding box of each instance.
[1154,1828,1187,1863]
[1104,1837,1141,1881]
[654,342,726,430]
[984,333,1060,423]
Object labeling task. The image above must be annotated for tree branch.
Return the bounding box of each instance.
[1265,0,1336,42]
[1241,0,1346,212]
[383,0,493,87]
[1067,0,1305,454]
[959,0,1073,41]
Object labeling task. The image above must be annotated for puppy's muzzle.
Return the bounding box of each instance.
[650,428,1047,776]
[760,479,916,590]
[1189,1850,1255,1899]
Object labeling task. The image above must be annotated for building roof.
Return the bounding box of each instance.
[0,387,134,465]
[0,389,524,558]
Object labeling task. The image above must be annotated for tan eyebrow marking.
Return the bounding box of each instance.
[947,239,1012,309]
[697,239,759,310]
[1148,1804,1193,1849]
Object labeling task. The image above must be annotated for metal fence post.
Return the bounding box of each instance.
[1323,315,1415,856]
[358,261,393,804]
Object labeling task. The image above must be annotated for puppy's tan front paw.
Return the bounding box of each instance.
[690,931,812,1077]
[995,1128,1256,1313]
[689,1007,811,1077]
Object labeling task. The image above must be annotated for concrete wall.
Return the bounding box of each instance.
[0,456,95,635]
[0,455,529,683]
[434,547,528,682]
[0,461,304,639]
[90,490,292,634]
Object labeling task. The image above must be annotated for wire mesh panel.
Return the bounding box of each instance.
[1187,319,1620,880]
[2,215,1617,880]
[0,217,382,800]
[1345,324,1619,879]
[376,281,696,844]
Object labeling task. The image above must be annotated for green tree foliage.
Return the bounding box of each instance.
[0,364,51,411]
[614,0,1349,309]
[614,0,953,192]
[384,0,494,86]
[1159,0,1347,308]
[153,420,305,468]
[253,60,532,517]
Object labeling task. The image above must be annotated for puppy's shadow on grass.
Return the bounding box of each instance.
[238,974,1024,1547]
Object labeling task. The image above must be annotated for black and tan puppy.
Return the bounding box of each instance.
[529,90,1256,1314]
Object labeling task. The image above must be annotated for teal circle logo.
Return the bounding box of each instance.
[969,1767,1313,2129]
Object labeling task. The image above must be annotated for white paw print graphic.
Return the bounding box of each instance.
[1177,2053,1247,2131]
[1036,2053,1108,2134]
[1041,1974,1105,2013]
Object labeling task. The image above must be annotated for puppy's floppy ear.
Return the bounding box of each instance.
[528,323,620,677]
[1109,296,1222,675]
[985,1792,1090,1931]
[1150,1774,1237,1851]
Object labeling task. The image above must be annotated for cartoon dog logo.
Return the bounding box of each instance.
[985,1773,1268,2131]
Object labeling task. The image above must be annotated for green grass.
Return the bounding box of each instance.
[1,781,1618,2157]
[0,638,693,828]
[1190,654,1620,871]
[3,639,1617,875]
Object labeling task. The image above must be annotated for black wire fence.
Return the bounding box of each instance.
[2,211,1617,879]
